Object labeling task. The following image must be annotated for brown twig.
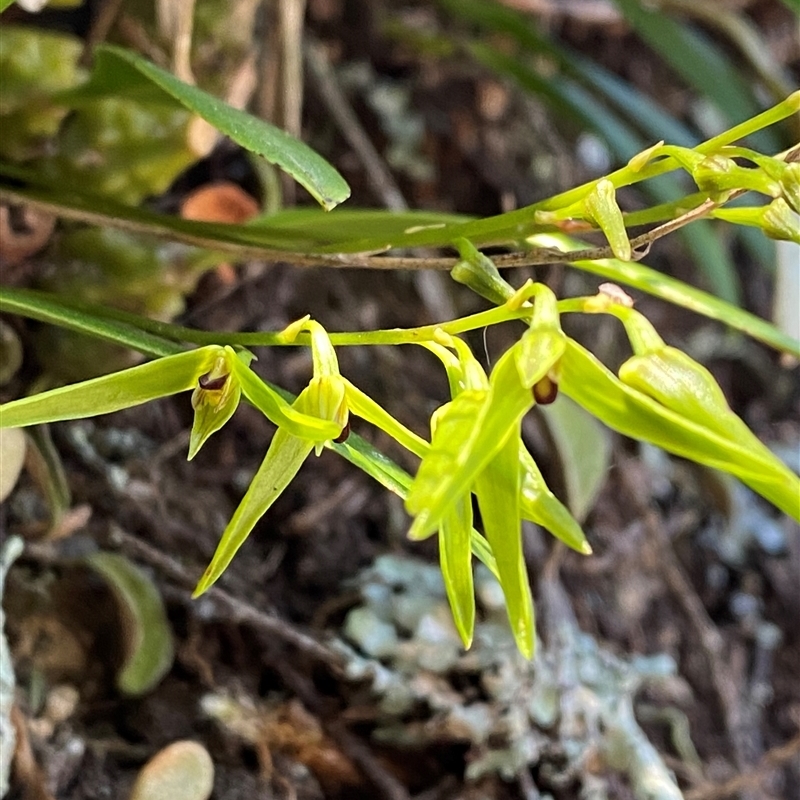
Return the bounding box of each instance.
[684,733,800,800]
[617,460,757,778]
[0,187,719,273]
[108,528,344,670]
[275,659,412,800]
[304,37,407,213]
[79,0,126,66]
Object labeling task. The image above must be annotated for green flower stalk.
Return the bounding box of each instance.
[713,198,800,244]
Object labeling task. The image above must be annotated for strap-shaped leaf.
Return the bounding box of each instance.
[439,495,476,648]
[475,429,535,658]
[62,45,350,211]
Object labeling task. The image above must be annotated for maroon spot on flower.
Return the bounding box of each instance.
[533,375,559,405]
[198,372,229,391]
[333,420,351,444]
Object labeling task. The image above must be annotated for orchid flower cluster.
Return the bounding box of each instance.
[2,280,798,657]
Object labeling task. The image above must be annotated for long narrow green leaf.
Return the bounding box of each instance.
[61,45,350,210]
[437,0,698,148]
[0,287,183,358]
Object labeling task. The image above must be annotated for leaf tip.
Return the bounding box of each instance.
[192,573,213,598]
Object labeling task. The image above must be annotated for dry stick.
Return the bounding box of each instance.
[684,733,800,800]
[0,187,716,272]
[276,0,307,205]
[276,662,413,800]
[79,0,127,67]
[156,0,197,85]
[304,35,456,321]
[108,529,344,670]
[279,0,307,143]
[618,463,755,779]
[304,38,407,213]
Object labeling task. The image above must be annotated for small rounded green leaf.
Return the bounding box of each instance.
[85,551,174,696]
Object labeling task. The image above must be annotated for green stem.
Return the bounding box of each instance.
[0,286,534,351]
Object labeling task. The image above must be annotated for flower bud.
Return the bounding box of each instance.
[582,179,631,261]
[762,198,800,244]
[451,238,515,305]
[779,162,800,214]
[693,155,781,199]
